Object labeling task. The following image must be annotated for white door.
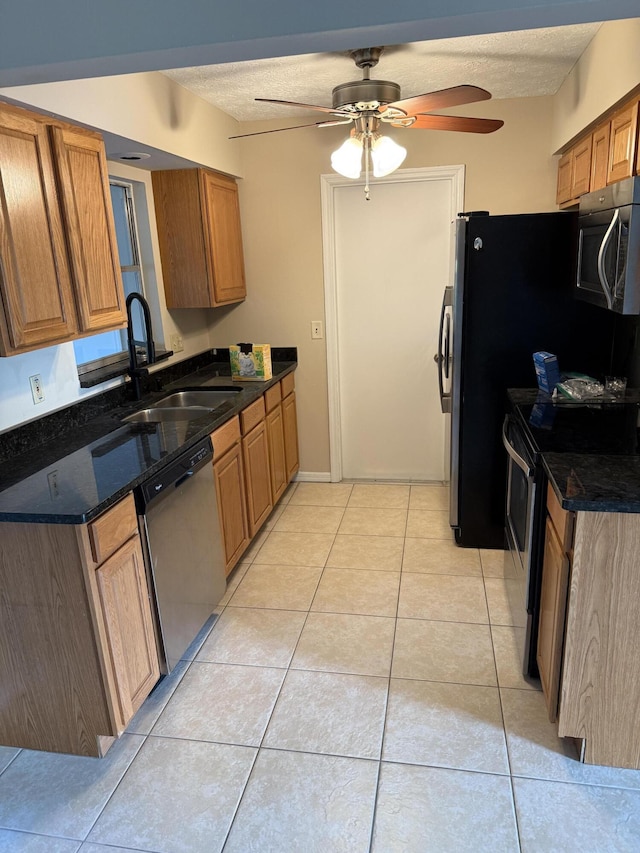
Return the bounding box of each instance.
[322,167,464,482]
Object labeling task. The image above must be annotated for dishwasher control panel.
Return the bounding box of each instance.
[137,437,213,509]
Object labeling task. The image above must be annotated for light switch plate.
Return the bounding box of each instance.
[311,320,324,339]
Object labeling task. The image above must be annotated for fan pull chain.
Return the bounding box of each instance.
[364,134,371,201]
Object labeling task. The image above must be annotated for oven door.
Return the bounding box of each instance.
[502,415,536,611]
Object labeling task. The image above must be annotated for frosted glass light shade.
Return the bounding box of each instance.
[371,135,407,177]
[331,136,363,178]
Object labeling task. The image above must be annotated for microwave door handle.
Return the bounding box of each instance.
[577,229,584,288]
[597,208,619,310]
[502,416,533,478]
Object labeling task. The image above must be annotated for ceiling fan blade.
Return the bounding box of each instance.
[255,97,352,117]
[391,114,504,134]
[383,85,492,116]
[229,119,352,139]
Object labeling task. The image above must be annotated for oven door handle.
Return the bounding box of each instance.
[502,416,533,478]
[596,208,619,310]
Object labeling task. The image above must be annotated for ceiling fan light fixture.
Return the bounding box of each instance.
[370,134,407,177]
[331,135,363,179]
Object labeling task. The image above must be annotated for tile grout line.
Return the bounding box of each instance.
[481,557,524,853]
[367,515,409,853]
[220,487,351,851]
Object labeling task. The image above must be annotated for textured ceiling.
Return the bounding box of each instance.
[162,24,601,122]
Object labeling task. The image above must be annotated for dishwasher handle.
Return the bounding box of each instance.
[175,470,195,489]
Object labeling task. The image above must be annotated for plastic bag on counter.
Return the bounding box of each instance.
[553,376,604,401]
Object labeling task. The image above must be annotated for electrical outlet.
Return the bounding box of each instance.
[29,374,45,404]
[169,333,184,353]
[311,320,324,340]
[47,470,59,499]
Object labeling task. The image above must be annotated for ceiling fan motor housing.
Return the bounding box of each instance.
[332,79,401,111]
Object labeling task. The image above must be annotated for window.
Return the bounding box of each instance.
[73,180,147,371]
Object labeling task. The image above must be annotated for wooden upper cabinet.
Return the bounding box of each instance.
[0,101,127,355]
[607,100,639,185]
[556,136,592,206]
[50,126,126,334]
[556,151,573,206]
[590,123,611,191]
[201,171,246,305]
[0,107,77,355]
[571,136,592,197]
[152,168,246,309]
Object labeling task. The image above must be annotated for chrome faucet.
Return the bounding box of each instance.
[126,292,156,400]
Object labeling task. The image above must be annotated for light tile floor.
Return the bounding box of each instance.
[2,482,640,851]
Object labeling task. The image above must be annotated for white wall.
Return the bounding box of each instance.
[1,73,243,177]
[552,18,640,150]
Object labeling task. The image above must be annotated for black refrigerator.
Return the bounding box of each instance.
[436,211,617,548]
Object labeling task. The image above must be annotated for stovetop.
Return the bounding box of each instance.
[519,400,640,456]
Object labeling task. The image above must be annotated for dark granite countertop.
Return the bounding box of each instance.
[508,389,640,513]
[0,353,296,525]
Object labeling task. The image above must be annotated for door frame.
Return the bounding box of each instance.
[320,165,465,482]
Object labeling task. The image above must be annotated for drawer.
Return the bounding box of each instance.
[264,382,282,413]
[281,371,295,398]
[211,415,241,458]
[547,482,574,551]
[241,396,266,434]
[88,493,137,565]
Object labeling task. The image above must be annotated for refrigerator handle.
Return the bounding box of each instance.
[434,287,453,413]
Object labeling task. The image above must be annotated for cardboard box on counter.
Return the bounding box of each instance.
[229,344,273,381]
[533,351,560,394]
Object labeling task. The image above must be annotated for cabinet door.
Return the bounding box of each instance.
[282,391,300,482]
[50,126,126,334]
[242,420,273,536]
[213,442,250,575]
[266,404,287,504]
[537,516,570,723]
[201,171,246,305]
[607,101,639,185]
[96,536,159,728]
[590,123,610,191]
[571,136,592,197]
[0,108,76,354]
[556,151,573,205]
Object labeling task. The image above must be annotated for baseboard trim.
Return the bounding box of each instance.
[295,471,332,482]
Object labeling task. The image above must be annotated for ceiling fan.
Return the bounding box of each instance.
[230,47,504,198]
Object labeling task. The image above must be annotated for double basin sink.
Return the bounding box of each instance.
[123,388,242,424]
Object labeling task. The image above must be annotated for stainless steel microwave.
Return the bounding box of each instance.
[576,176,640,314]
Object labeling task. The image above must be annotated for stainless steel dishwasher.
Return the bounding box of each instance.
[135,437,226,672]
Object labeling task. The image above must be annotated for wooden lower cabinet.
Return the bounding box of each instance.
[537,515,571,722]
[243,419,273,536]
[282,391,300,481]
[213,440,250,575]
[213,373,299,562]
[0,494,159,756]
[266,404,287,504]
[95,537,160,728]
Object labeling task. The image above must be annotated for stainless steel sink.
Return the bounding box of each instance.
[155,389,241,408]
[123,407,214,424]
